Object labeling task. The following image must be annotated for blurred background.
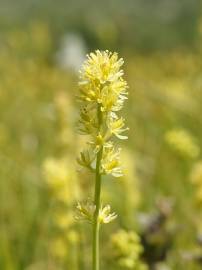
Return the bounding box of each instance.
[1,0,202,269]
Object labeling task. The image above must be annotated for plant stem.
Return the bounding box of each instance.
[92,105,103,270]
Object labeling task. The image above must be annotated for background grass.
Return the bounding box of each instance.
[1,2,202,269]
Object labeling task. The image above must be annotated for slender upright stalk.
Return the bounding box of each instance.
[76,50,128,270]
[93,105,103,270]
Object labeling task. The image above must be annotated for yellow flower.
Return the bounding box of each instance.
[43,157,79,203]
[43,158,68,189]
[50,237,67,259]
[66,230,79,244]
[76,50,128,229]
[78,50,128,112]
[107,116,129,140]
[98,205,117,224]
[53,212,73,230]
[80,50,124,84]
[93,133,105,151]
[110,229,147,269]
[75,199,96,223]
[101,142,123,177]
[75,200,117,225]
[165,129,199,159]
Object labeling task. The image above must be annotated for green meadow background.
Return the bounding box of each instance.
[1,1,202,269]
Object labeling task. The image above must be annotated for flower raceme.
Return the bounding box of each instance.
[78,50,128,111]
[78,50,127,111]
[76,50,129,270]
[77,50,128,176]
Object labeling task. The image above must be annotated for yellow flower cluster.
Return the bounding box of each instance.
[165,129,199,159]
[77,50,128,177]
[42,157,79,261]
[110,229,148,270]
[43,157,79,204]
[77,50,128,225]
[78,50,127,112]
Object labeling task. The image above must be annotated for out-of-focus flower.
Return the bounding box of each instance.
[111,229,148,269]
[55,33,86,72]
[165,129,200,159]
[43,158,68,187]
[53,212,74,230]
[50,237,67,259]
[66,230,79,244]
[43,157,79,204]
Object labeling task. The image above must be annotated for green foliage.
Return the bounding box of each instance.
[1,20,202,270]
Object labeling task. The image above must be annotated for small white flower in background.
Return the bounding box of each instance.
[55,33,87,72]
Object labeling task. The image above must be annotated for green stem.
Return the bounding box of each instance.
[92,105,103,270]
